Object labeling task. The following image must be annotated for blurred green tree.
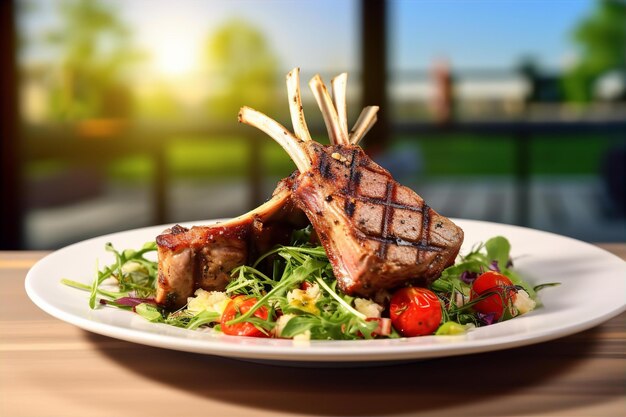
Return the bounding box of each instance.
[137,82,182,121]
[204,19,280,121]
[563,0,626,102]
[45,0,144,120]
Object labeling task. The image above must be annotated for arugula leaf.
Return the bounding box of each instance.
[279,316,317,338]
[186,311,220,330]
[135,303,163,322]
[485,236,511,270]
[63,241,158,309]
[88,261,100,309]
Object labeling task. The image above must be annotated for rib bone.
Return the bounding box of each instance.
[309,74,349,145]
[238,106,311,172]
[286,67,312,142]
[349,106,379,145]
[331,73,349,140]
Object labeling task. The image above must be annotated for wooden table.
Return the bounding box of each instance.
[2,246,625,417]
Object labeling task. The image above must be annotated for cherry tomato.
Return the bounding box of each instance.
[470,271,517,321]
[220,295,269,337]
[389,287,442,337]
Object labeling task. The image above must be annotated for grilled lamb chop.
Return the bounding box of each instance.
[156,177,306,309]
[292,142,463,296]
[238,71,464,298]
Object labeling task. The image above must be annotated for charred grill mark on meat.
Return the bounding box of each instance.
[420,204,431,248]
[367,234,443,252]
[378,182,396,258]
[318,151,334,180]
[344,200,356,218]
[341,149,362,219]
[345,149,361,193]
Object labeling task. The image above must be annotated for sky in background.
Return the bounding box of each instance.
[391,0,594,72]
[19,0,594,76]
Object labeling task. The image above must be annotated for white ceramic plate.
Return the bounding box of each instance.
[26,219,626,363]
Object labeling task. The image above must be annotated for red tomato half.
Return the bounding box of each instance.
[470,271,517,321]
[389,287,442,337]
[220,295,269,337]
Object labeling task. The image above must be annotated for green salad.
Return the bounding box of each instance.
[62,228,555,340]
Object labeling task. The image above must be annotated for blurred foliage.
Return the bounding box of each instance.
[137,82,182,121]
[563,0,626,102]
[99,134,615,184]
[205,19,280,120]
[104,138,293,182]
[44,0,144,120]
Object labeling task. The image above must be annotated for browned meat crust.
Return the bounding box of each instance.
[156,223,249,309]
[155,177,307,309]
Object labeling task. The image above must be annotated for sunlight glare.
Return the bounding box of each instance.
[152,36,199,77]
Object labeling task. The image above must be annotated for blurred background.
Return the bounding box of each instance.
[1,0,625,250]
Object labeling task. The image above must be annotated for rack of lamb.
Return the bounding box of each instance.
[156,68,464,309]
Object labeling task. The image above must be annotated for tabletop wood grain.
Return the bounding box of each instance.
[1,246,624,417]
